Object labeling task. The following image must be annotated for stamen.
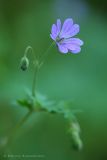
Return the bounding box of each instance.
[56,37,65,43]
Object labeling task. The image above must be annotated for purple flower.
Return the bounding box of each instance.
[50,18,84,54]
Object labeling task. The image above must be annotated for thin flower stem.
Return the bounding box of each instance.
[4,110,33,150]
[39,41,55,65]
[23,45,39,97]
[1,43,55,154]
[24,46,36,60]
[32,66,38,97]
[32,41,55,97]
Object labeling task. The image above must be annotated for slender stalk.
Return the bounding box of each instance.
[6,110,33,149]
[1,42,55,153]
[24,46,36,60]
[39,41,55,65]
[32,42,55,97]
[32,66,38,97]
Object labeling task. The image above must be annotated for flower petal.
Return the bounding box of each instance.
[61,18,73,33]
[60,18,73,37]
[63,38,84,46]
[50,34,56,40]
[71,46,81,54]
[57,19,61,33]
[64,43,81,54]
[70,38,83,46]
[60,24,80,38]
[51,24,59,40]
[51,24,57,34]
[57,44,68,54]
[69,24,80,37]
[69,46,81,54]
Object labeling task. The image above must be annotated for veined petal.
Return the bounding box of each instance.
[63,38,84,46]
[57,44,68,54]
[51,24,59,40]
[68,24,80,37]
[67,44,81,54]
[60,24,80,38]
[57,19,61,33]
[60,18,73,37]
[70,38,84,46]
[65,43,77,50]
[50,34,56,40]
[61,18,73,33]
[71,46,81,54]
[65,43,81,54]
[51,24,57,34]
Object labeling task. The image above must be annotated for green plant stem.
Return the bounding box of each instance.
[32,66,38,97]
[4,110,33,150]
[1,42,55,153]
[39,41,55,65]
[24,46,36,60]
[32,41,55,97]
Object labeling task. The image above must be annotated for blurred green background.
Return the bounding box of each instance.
[0,0,107,159]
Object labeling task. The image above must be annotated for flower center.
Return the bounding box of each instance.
[56,37,65,44]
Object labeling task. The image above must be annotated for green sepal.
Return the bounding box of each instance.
[17,99,33,110]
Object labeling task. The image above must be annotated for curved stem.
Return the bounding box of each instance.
[24,46,36,60]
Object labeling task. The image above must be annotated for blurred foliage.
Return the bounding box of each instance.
[0,0,107,160]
